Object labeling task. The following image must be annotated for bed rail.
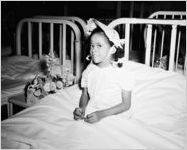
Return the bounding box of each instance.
[34,16,88,38]
[16,18,82,81]
[108,18,186,74]
[147,11,186,74]
[33,16,89,65]
[148,11,186,19]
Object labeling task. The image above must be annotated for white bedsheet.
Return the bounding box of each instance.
[1,61,186,149]
[1,55,40,102]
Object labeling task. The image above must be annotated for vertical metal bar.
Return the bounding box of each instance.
[172,14,174,19]
[59,25,62,64]
[63,24,66,65]
[160,28,165,57]
[39,22,42,59]
[125,24,130,60]
[28,22,32,57]
[75,40,81,82]
[160,14,166,57]
[164,14,166,19]
[145,24,153,66]
[175,29,181,71]
[155,14,158,19]
[71,29,74,73]
[152,28,157,67]
[151,16,158,67]
[180,14,183,20]
[50,23,54,57]
[16,23,22,55]
[169,25,177,71]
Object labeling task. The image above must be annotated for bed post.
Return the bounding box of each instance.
[16,24,21,55]
[75,40,81,82]
[50,23,54,57]
[63,24,66,65]
[39,22,42,59]
[28,22,32,58]
[71,27,75,74]
[169,25,177,71]
[125,24,130,60]
[145,24,152,66]
[59,25,62,64]
[16,19,28,55]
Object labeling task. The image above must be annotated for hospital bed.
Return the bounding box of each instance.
[1,11,186,149]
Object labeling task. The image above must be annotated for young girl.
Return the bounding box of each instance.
[73,19,135,123]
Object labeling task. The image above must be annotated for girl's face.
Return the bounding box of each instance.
[90,32,112,66]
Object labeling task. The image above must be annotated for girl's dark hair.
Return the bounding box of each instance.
[89,27,124,67]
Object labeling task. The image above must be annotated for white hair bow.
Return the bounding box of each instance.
[86,18,125,49]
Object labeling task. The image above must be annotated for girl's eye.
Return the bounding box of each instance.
[90,44,102,50]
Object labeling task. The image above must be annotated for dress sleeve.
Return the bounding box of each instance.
[118,69,136,91]
[80,63,94,88]
[81,69,88,88]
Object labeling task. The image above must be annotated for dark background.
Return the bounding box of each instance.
[1,1,186,52]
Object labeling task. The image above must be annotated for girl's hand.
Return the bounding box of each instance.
[73,107,85,120]
[84,111,104,123]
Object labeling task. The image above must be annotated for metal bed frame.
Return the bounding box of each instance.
[16,18,82,81]
[147,11,186,74]
[108,16,186,74]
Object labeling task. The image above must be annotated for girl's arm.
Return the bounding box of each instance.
[73,87,89,120]
[79,87,89,111]
[85,90,131,123]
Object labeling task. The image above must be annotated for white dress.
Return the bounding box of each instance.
[81,62,135,115]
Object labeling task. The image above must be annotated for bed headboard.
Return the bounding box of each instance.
[34,16,88,38]
[16,18,82,81]
[33,16,89,63]
[147,11,186,74]
[108,17,186,75]
[148,11,186,19]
